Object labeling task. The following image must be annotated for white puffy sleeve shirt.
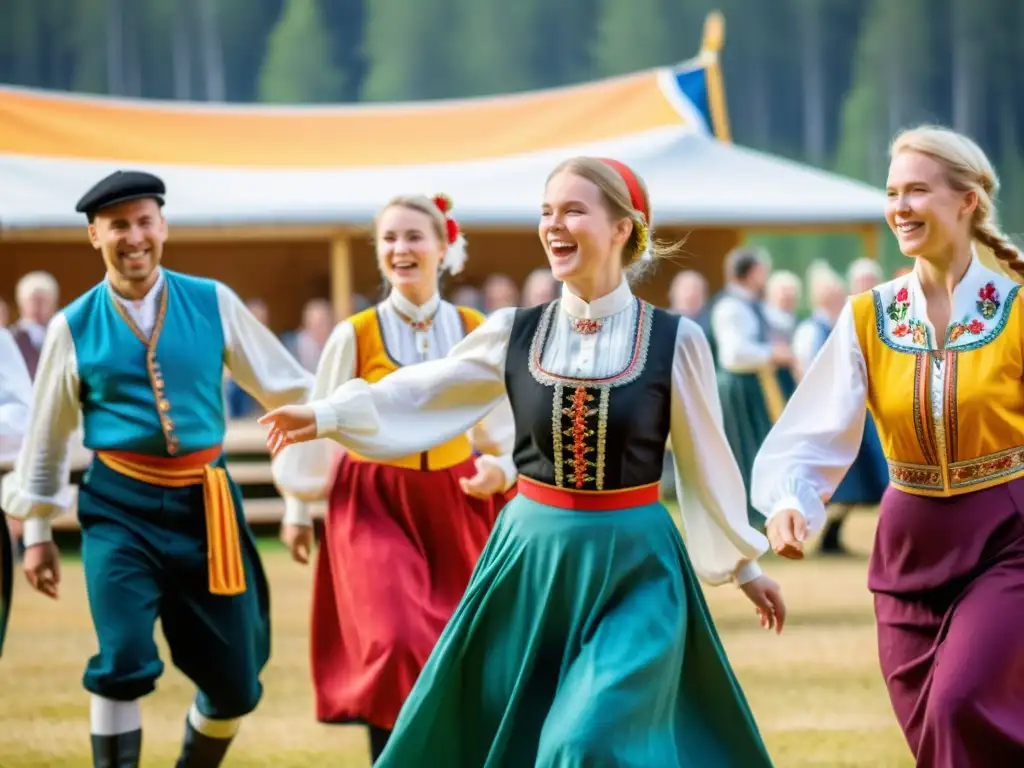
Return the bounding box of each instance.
[270,292,519,526]
[750,302,868,534]
[308,280,768,586]
[1,272,314,546]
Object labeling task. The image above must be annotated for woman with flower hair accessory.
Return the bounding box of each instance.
[753,125,1024,766]
[261,157,783,766]
[271,192,516,762]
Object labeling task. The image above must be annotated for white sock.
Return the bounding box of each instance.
[90,694,142,736]
[188,701,241,740]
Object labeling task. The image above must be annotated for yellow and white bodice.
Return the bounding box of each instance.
[751,257,1024,531]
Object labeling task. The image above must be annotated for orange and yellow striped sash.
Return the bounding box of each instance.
[95,447,246,596]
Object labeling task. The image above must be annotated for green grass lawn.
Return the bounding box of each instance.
[1,507,911,767]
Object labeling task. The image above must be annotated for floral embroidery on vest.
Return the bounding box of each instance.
[892,318,927,346]
[874,271,1019,354]
[887,287,930,347]
[886,287,910,323]
[976,282,1000,320]
[947,318,984,344]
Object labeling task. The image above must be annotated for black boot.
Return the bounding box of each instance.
[819,519,848,555]
[174,720,234,768]
[91,729,142,768]
[368,726,392,763]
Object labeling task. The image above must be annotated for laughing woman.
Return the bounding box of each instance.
[263,158,784,767]
[272,194,516,763]
[754,125,1024,767]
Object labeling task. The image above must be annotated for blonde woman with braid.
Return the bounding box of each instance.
[262,157,784,767]
[752,125,1024,767]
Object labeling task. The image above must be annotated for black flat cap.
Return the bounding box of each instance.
[75,170,166,220]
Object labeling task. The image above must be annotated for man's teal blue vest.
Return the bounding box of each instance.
[64,270,227,456]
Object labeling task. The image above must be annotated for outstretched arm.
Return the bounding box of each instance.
[217,283,315,411]
[271,321,356,528]
[262,309,516,461]
[751,302,869,547]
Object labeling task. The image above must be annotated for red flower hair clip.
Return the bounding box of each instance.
[433,193,452,215]
[432,192,468,274]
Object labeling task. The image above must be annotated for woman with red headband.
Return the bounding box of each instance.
[271,193,517,763]
[262,158,783,766]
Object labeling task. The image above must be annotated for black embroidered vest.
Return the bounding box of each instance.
[504,299,679,490]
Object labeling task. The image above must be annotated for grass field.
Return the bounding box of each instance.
[0,509,914,768]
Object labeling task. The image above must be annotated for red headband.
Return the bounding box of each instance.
[432,193,460,244]
[599,158,648,223]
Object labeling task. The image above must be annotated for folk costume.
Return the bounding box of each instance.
[752,255,1024,766]
[274,293,517,735]
[0,326,33,656]
[273,199,516,761]
[299,273,774,767]
[0,172,314,768]
[710,287,794,527]
[792,312,888,508]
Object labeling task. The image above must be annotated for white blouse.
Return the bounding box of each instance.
[750,257,1018,533]
[307,278,768,586]
[0,327,33,464]
[272,290,518,526]
[710,288,772,372]
[1,268,315,547]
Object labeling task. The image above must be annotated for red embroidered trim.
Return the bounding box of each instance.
[570,386,591,488]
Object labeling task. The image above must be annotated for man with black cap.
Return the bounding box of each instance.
[1,170,314,767]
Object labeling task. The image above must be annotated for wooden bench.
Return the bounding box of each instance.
[1,419,325,530]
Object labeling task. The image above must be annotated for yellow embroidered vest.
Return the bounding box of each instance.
[851,261,1024,497]
[345,304,485,471]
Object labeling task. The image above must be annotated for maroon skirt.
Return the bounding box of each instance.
[311,454,510,729]
[869,477,1024,767]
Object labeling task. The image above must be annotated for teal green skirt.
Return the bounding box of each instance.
[377,494,774,767]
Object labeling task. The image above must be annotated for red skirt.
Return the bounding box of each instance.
[870,477,1024,767]
[311,455,511,728]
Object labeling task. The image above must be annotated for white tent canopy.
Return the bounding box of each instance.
[0,127,883,233]
[0,46,885,236]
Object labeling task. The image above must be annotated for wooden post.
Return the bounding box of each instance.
[859,225,880,260]
[330,232,353,320]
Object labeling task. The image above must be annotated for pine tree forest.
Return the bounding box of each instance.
[2,0,1021,278]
